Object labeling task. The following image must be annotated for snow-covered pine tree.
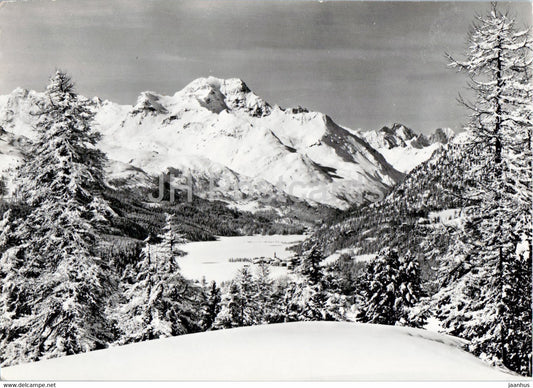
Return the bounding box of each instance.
[253,262,274,324]
[0,71,115,366]
[356,249,424,327]
[0,176,7,198]
[267,278,302,323]
[293,247,345,321]
[213,265,270,329]
[0,210,13,250]
[503,247,532,375]
[200,280,222,330]
[235,265,259,325]
[297,247,323,286]
[434,4,532,375]
[397,251,427,328]
[115,214,198,344]
[158,213,187,255]
[212,282,244,329]
[0,210,26,366]
[16,71,107,207]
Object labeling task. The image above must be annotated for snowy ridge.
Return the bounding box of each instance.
[0,77,404,209]
[361,123,455,173]
[1,322,516,381]
[97,76,403,208]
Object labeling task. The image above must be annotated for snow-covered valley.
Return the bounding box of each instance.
[179,234,306,283]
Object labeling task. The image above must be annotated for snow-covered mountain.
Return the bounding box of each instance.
[0,127,24,174]
[0,77,404,210]
[0,322,515,380]
[361,123,455,173]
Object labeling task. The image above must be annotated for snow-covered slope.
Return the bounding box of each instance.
[0,77,403,209]
[0,322,517,381]
[96,77,403,208]
[0,126,28,195]
[0,128,24,173]
[361,123,455,173]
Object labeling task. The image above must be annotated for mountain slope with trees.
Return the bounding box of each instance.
[301,4,532,376]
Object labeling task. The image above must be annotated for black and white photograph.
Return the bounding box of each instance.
[0,0,531,383]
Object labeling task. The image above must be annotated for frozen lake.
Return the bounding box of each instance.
[178,234,307,283]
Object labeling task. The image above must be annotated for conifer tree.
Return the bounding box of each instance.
[502,249,532,375]
[357,249,425,327]
[213,265,274,329]
[268,278,302,323]
[16,71,107,208]
[293,247,345,321]
[434,4,532,375]
[0,210,27,366]
[213,282,244,329]
[0,71,114,366]
[201,280,222,330]
[235,265,259,325]
[254,262,274,324]
[115,214,197,344]
[298,247,323,286]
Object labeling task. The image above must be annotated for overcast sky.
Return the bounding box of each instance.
[0,0,531,133]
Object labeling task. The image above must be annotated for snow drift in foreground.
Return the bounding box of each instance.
[1,322,517,381]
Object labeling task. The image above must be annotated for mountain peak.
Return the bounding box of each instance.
[392,123,417,142]
[430,127,455,144]
[360,124,454,173]
[132,91,169,115]
[364,124,454,150]
[180,76,271,117]
[367,123,418,149]
[183,76,249,93]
